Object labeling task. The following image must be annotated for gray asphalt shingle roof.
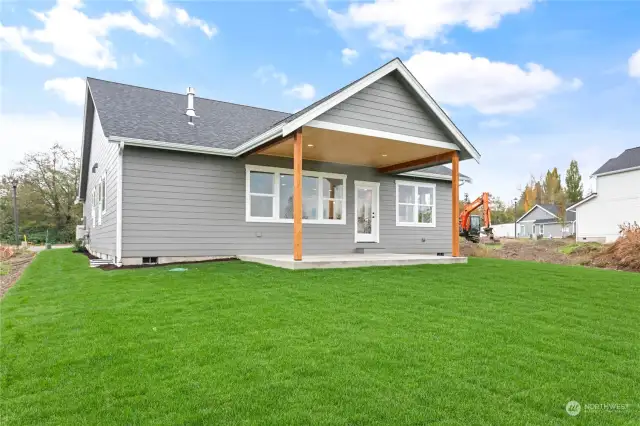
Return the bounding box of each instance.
[530,204,576,222]
[87,78,290,150]
[592,146,640,176]
[413,164,471,181]
[87,65,473,182]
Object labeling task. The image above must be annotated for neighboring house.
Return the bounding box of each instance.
[568,146,640,243]
[516,204,576,238]
[77,58,479,266]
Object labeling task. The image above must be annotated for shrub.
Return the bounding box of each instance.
[73,239,86,252]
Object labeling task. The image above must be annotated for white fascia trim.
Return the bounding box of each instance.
[567,194,597,211]
[109,136,236,156]
[400,171,472,183]
[306,120,460,152]
[78,83,91,201]
[393,63,481,163]
[282,60,401,138]
[591,165,640,178]
[516,204,558,223]
[232,126,283,156]
[115,143,123,266]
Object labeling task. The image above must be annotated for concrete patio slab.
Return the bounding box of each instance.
[238,253,467,270]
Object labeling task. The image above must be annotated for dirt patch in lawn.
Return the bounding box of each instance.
[460,238,607,267]
[1,248,36,297]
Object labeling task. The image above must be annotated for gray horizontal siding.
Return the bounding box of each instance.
[121,147,453,258]
[519,222,572,238]
[316,72,451,142]
[83,108,118,257]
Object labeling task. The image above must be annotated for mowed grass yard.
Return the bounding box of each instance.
[1,251,639,425]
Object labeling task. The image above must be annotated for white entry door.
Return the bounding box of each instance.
[354,181,380,243]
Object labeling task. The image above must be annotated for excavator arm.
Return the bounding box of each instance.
[459,192,495,243]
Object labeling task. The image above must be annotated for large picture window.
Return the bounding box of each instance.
[246,165,346,224]
[395,180,436,227]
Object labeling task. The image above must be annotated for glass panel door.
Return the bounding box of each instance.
[355,182,379,243]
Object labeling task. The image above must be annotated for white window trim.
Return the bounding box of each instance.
[245,165,347,224]
[101,172,107,215]
[395,180,436,228]
[91,188,96,228]
[97,173,106,226]
[539,224,544,235]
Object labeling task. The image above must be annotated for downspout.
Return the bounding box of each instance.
[115,141,124,267]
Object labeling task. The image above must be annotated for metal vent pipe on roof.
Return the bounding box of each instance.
[186,86,196,118]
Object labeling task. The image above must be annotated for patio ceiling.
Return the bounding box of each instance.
[254,126,458,170]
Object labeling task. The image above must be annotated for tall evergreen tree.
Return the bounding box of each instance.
[565,160,583,203]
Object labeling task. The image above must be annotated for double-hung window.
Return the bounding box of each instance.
[246,165,346,224]
[396,180,436,227]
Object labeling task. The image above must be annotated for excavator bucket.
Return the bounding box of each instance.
[483,227,500,244]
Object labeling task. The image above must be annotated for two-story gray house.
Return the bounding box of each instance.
[77,58,479,266]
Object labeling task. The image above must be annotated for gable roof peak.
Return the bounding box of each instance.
[591,145,640,177]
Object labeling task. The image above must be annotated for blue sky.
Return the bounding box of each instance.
[2,0,640,201]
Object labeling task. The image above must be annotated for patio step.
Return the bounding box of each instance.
[354,246,387,254]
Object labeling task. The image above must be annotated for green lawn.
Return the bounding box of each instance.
[2,250,639,425]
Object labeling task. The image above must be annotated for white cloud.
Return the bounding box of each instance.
[254,65,288,86]
[406,50,581,114]
[132,53,144,66]
[175,8,216,38]
[0,24,55,65]
[322,0,535,51]
[44,77,86,106]
[144,0,168,19]
[141,0,217,38]
[341,47,359,65]
[479,119,508,128]
[0,112,82,174]
[285,83,316,100]
[0,0,165,69]
[569,78,583,90]
[498,134,521,145]
[629,49,640,78]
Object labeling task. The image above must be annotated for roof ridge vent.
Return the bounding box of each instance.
[186,86,198,125]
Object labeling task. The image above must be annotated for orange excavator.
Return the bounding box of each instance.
[459,192,496,243]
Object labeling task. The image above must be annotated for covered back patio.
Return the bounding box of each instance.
[243,121,465,267]
[236,58,480,268]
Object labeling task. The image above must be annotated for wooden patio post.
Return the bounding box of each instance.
[293,129,303,261]
[451,151,460,257]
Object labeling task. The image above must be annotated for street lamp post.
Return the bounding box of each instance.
[11,178,19,246]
